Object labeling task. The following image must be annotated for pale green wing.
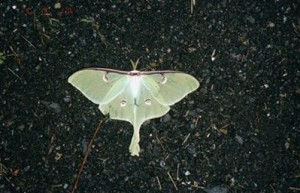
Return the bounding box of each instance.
[99,84,170,129]
[68,68,199,156]
[141,73,200,106]
[68,69,128,105]
[99,82,171,156]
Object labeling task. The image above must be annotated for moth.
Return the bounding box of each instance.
[68,60,199,156]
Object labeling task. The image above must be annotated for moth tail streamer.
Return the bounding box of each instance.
[129,125,141,156]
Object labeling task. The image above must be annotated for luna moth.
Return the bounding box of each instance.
[68,60,199,156]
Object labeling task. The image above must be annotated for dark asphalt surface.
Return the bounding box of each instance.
[0,1,299,192]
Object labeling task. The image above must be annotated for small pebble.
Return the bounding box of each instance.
[235,135,243,145]
[161,113,171,123]
[63,183,68,189]
[203,185,228,193]
[160,160,166,168]
[41,101,61,113]
[184,170,191,176]
[64,96,71,103]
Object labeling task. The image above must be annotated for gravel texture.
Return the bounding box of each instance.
[0,1,299,193]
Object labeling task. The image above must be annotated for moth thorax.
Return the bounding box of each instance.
[130,76,141,98]
[120,100,127,107]
[145,99,152,105]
